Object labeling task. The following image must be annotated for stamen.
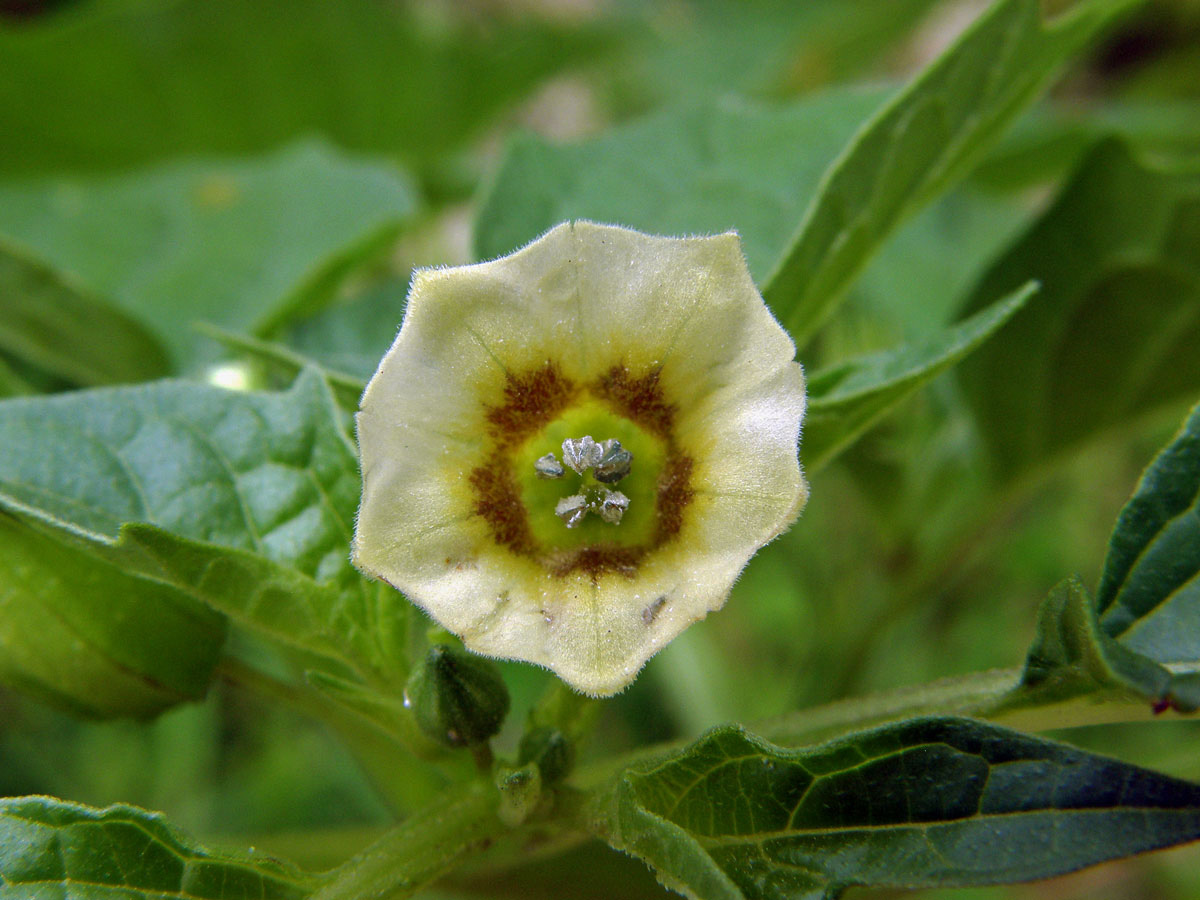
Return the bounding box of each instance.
[537,435,636,528]
[562,436,603,474]
[534,454,565,479]
[593,439,633,484]
[555,494,590,528]
[597,489,630,524]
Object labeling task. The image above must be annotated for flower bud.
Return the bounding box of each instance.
[495,763,542,827]
[405,644,510,748]
[517,726,575,784]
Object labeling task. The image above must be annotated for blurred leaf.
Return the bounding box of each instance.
[474,89,888,283]
[762,0,1143,346]
[0,512,227,719]
[847,187,1029,339]
[0,0,612,180]
[0,140,416,370]
[596,718,1200,900]
[198,323,366,411]
[0,239,171,387]
[439,839,672,900]
[959,138,1200,480]
[0,353,36,397]
[1097,401,1200,670]
[0,369,404,687]
[615,0,939,106]
[974,100,1200,191]
[0,795,316,900]
[283,276,411,383]
[804,282,1035,472]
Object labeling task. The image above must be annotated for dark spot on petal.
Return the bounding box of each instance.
[642,596,668,625]
[486,361,577,446]
[656,454,693,539]
[549,545,644,580]
[594,365,676,436]
[470,362,695,580]
[470,457,536,556]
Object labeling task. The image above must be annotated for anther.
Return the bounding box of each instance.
[555,495,590,528]
[543,435,636,527]
[534,454,565,479]
[596,489,630,524]
[562,436,602,474]
[593,439,633,484]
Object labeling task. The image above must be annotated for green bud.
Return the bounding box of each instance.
[517,726,575,784]
[405,644,510,747]
[495,763,542,827]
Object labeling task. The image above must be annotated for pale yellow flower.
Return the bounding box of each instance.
[353,222,806,696]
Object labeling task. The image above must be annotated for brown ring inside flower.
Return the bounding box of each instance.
[469,362,693,580]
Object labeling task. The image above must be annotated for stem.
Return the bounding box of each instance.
[755,667,1022,746]
[217,656,449,814]
[312,783,505,900]
[471,742,495,774]
[752,667,1174,746]
[217,655,339,724]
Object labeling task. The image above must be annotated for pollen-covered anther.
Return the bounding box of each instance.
[554,494,590,528]
[534,453,565,479]
[597,489,630,524]
[561,436,603,474]
[593,439,633,484]
[554,487,631,528]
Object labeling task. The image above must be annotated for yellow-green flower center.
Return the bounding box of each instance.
[513,401,666,551]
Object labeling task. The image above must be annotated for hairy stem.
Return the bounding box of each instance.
[312,783,505,900]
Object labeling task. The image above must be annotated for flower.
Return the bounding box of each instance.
[353,222,807,696]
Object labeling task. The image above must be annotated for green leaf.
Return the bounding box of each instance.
[0,140,416,370]
[597,718,1200,900]
[959,138,1200,480]
[0,369,402,686]
[306,668,436,757]
[0,512,227,720]
[762,0,1142,346]
[0,0,611,180]
[194,268,413,408]
[803,282,1035,472]
[0,239,170,388]
[0,795,316,899]
[1006,576,1199,715]
[474,89,888,283]
[1097,401,1200,670]
[306,667,408,731]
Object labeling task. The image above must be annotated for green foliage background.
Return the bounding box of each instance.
[2,0,1200,898]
